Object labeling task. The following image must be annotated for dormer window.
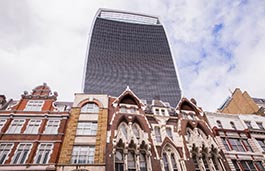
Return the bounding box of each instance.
[153,108,168,116]
[256,122,264,130]
[161,109,165,115]
[216,120,223,129]
[24,100,44,111]
[244,121,252,129]
[230,122,236,130]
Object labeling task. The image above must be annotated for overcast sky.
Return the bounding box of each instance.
[0,0,265,111]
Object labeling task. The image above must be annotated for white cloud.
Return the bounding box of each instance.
[0,0,264,111]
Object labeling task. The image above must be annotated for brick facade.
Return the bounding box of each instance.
[0,83,71,171]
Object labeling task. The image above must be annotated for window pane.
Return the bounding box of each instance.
[244,121,253,129]
[76,122,97,135]
[166,128,173,140]
[256,122,265,130]
[171,153,178,171]
[25,120,41,134]
[255,161,265,171]
[44,120,60,134]
[232,160,240,171]
[24,100,44,111]
[163,153,169,171]
[128,151,136,169]
[81,103,99,113]
[7,120,24,134]
[0,143,13,164]
[221,138,230,151]
[12,144,32,164]
[71,146,95,164]
[140,153,147,171]
[155,127,162,143]
[34,143,53,164]
[0,119,6,131]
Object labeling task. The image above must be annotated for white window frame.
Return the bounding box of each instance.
[71,146,95,164]
[12,143,32,164]
[256,122,264,130]
[34,143,53,164]
[244,121,253,129]
[44,120,60,134]
[76,122,97,135]
[7,119,25,134]
[0,119,7,131]
[0,143,13,164]
[24,119,42,134]
[166,127,173,140]
[24,100,44,111]
[155,127,162,143]
[81,103,99,113]
[128,151,136,170]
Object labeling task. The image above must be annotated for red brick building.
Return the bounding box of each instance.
[105,87,230,171]
[0,83,71,170]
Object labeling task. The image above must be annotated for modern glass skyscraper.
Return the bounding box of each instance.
[84,9,181,107]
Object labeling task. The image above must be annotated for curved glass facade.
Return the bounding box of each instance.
[84,9,181,107]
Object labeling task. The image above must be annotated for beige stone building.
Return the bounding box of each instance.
[57,94,108,171]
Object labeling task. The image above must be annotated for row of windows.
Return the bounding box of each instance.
[232,160,265,171]
[115,150,147,171]
[192,154,223,171]
[0,119,60,134]
[221,138,253,152]
[22,100,99,113]
[0,143,53,164]
[216,120,264,130]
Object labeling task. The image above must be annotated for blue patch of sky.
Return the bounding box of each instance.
[215,81,220,87]
[200,48,207,58]
[212,23,223,35]
[238,0,248,6]
[218,47,233,60]
[227,63,236,72]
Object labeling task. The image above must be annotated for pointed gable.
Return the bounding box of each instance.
[176,97,202,115]
[112,87,144,109]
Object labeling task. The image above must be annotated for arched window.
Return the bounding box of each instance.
[197,128,207,138]
[119,123,128,138]
[171,153,178,171]
[186,128,192,141]
[230,122,236,130]
[211,156,223,171]
[202,154,210,171]
[128,151,136,171]
[216,120,223,128]
[163,153,169,171]
[115,150,124,171]
[132,124,140,138]
[192,154,200,171]
[81,103,99,113]
[140,152,147,171]
[162,145,181,171]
